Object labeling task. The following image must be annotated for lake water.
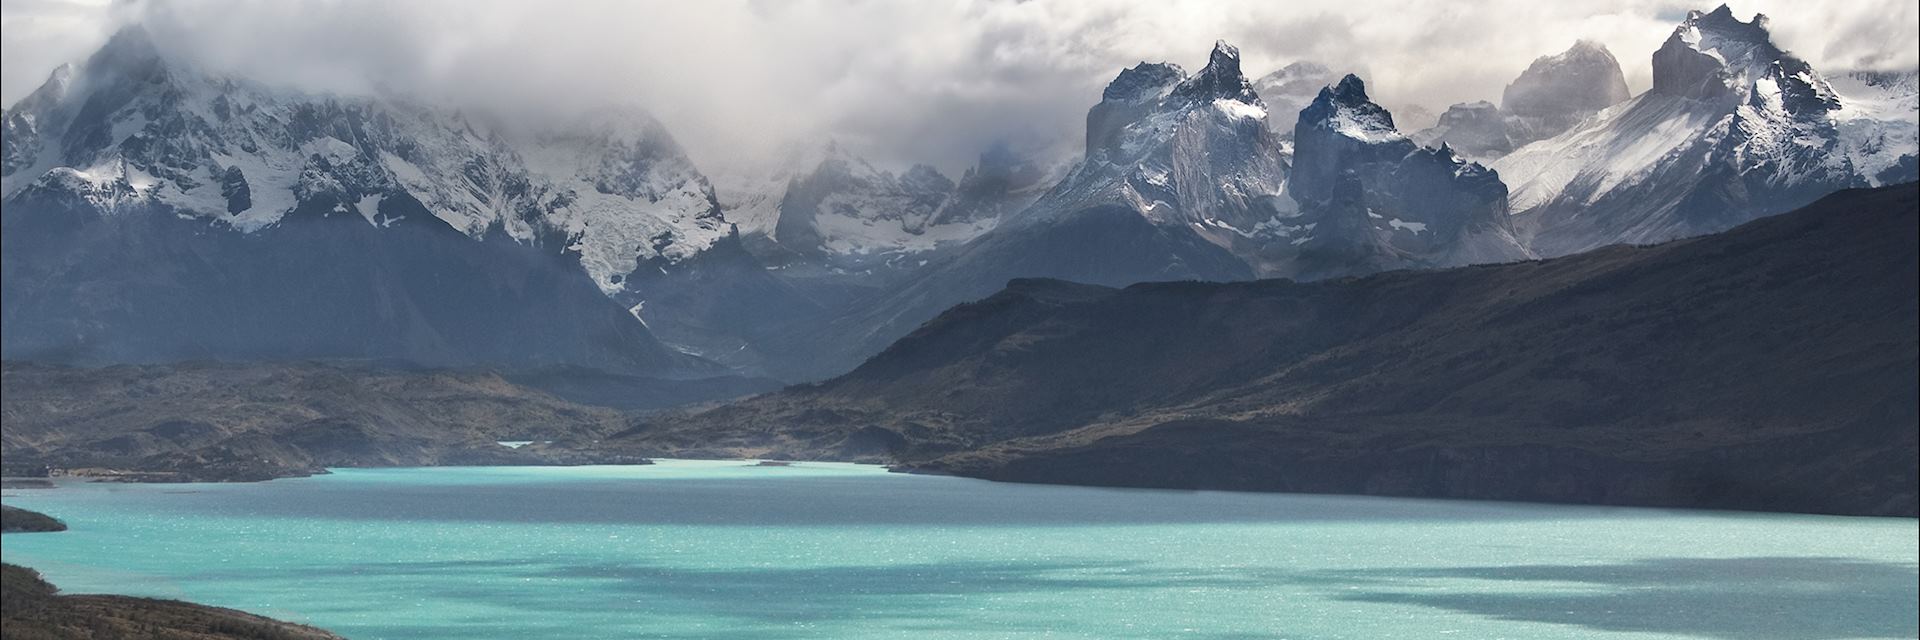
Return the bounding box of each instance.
[3,460,1915,639]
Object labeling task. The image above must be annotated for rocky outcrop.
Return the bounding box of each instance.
[1,505,66,533]
[2,563,346,639]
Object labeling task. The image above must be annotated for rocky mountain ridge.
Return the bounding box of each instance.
[606,183,1919,517]
[1494,5,1919,255]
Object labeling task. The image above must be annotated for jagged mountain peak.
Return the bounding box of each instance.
[1654,4,1834,110]
[1084,43,1273,161]
[1320,74,1382,117]
[1287,69,1524,274]
[1690,4,1761,29]
[1327,74,1370,102]
[1102,62,1187,103]
[90,24,164,65]
[1300,74,1402,144]
[1504,41,1630,117]
[560,105,675,145]
[1679,5,1776,58]
[3,24,746,305]
[68,24,178,94]
[1516,40,1626,82]
[1566,39,1611,55]
[1208,40,1239,64]
[1271,61,1332,80]
[1493,5,1909,257]
[1173,41,1260,104]
[38,63,76,96]
[1411,38,1642,158]
[927,140,1067,227]
[1254,62,1342,102]
[766,141,979,261]
[1411,100,1515,160]
[899,163,955,193]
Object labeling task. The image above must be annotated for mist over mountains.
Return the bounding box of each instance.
[0,3,1915,521]
[6,5,1911,389]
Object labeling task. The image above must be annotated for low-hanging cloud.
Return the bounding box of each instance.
[3,0,1915,175]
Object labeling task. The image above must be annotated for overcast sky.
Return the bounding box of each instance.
[4,0,1916,174]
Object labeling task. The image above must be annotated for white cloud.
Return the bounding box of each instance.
[3,0,1915,175]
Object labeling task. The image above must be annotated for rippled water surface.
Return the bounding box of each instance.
[4,460,1915,639]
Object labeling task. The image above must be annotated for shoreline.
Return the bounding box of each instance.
[10,460,1917,521]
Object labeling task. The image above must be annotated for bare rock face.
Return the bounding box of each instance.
[1289,75,1528,277]
[1503,40,1632,141]
[1414,41,1631,161]
[1043,40,1289,236]
[1411,101,1515,160]
[1085,62,1188,157]
[1493,5,1907,257]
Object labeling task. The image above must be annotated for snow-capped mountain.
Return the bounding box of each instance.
[799,43,1530,379]
[0,26,760,380]
[1414,41,1631,160]
[791,42,1282,378]
[0,28,734,296]
[1286,75,1530,278]
[1828,69,1920,185]
[714,139,1063,272]
[705,140,821,239]
[1036,41,1290,244]
[771,143,966,260]
[1494,6,1918,256]
[6,12,1909,388]
[1253,61,1439,143]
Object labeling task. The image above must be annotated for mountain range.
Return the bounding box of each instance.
[1495,6,1919,255]
[604,182,1919,517]
[2,6,1916,401]
[1413,40,1633,160]
[1,4,1916,517]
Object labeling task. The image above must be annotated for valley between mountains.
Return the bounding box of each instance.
[2,5,1916,518]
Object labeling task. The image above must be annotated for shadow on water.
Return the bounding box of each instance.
[114,474,1656,527]
[113,552,1919,639]
[234,557,1310,639]
[1306,556,1920,640]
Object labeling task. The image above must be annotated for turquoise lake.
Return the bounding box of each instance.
[3,460,1915,639]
